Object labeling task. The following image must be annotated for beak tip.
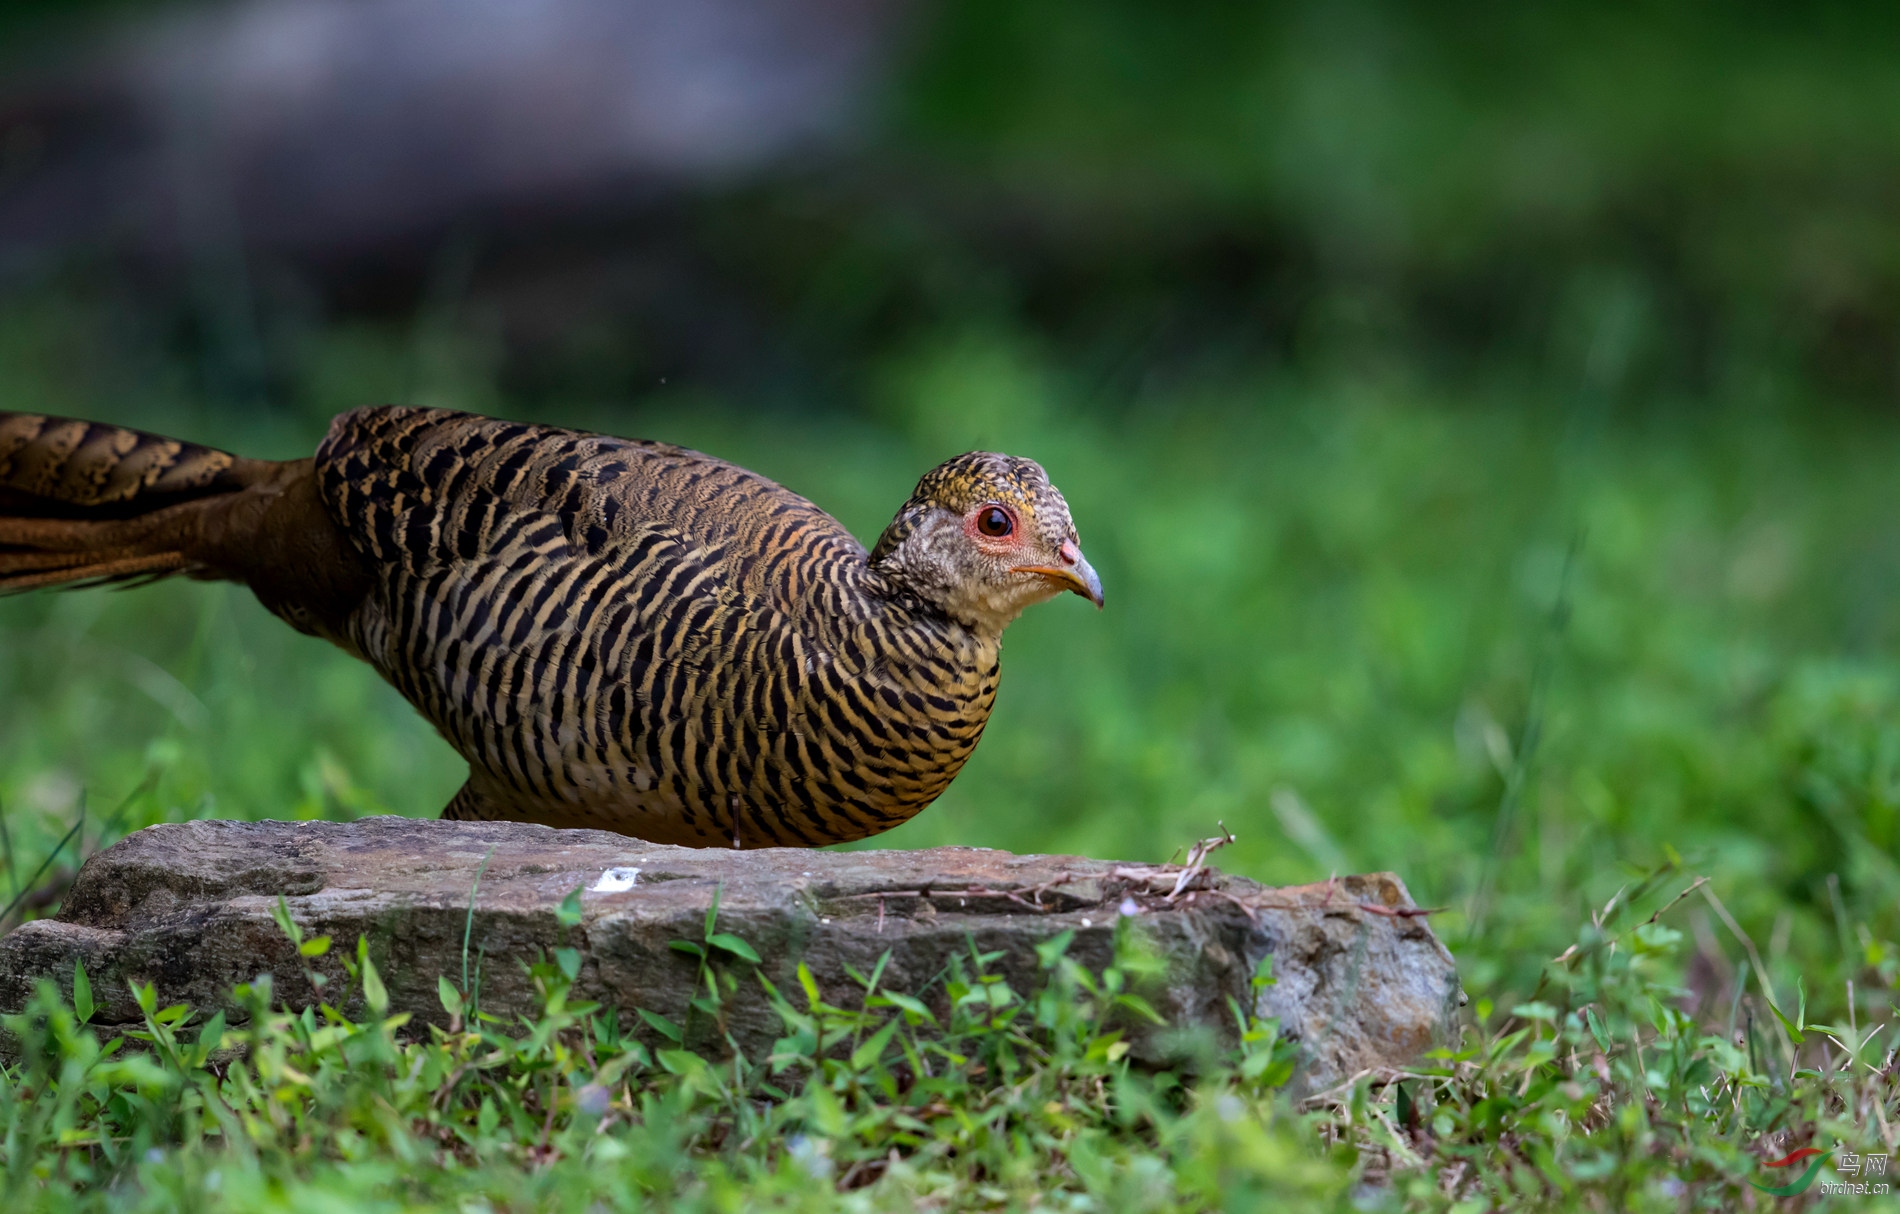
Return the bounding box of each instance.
[1074,555,1104,610]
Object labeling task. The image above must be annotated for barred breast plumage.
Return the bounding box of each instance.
[0,406,1102,846]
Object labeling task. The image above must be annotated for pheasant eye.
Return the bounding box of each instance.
[975,506,1014,538]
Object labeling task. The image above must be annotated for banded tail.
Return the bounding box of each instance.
[0,412,370,636]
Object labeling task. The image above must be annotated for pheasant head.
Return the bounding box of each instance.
[869,452,1103,634]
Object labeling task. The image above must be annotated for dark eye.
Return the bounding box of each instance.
[976,506,1014,538]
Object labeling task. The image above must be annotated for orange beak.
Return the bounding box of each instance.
[1012,540,1104,608]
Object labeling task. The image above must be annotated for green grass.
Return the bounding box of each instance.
[5,296,1900,1205]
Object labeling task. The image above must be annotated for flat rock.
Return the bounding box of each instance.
[0,818,1462,1093]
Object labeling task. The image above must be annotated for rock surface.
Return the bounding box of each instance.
[0,818,1462,1093]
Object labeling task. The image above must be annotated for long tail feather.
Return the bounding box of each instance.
[0,412,261,592]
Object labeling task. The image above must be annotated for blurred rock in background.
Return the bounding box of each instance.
[0,0,904,258]
[0,0,910,389]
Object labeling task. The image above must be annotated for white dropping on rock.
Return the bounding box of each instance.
[590,866,641,892]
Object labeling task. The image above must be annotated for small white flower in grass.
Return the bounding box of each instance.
[590,867,640,892]
[1216,1094,1245,1123]
[787,1135,834,1179]
[1119,897,1141,916]
[1080,917,1092,927]
[575,1083,612,1117]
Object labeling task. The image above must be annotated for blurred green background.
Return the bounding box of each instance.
[5,0,1900,1013]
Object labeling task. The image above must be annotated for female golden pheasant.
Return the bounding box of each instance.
[0,408,1101,846]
